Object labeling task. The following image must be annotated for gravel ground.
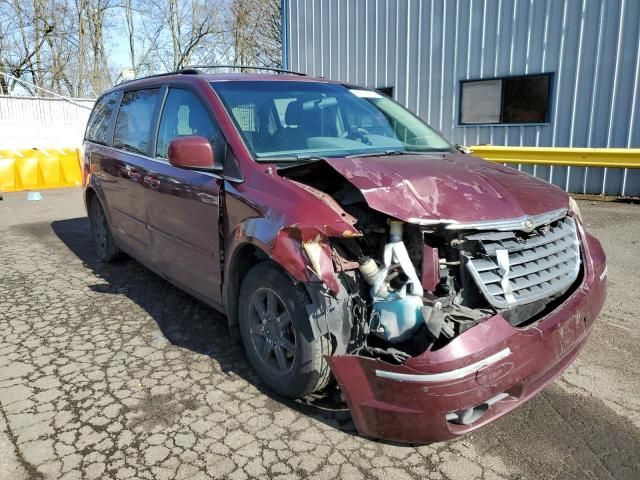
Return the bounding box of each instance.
[0,188,638,480]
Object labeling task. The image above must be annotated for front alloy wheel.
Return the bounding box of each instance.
[248,288,297,376]
[238,262,332,398]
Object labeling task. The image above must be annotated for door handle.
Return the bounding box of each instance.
[143,175,161,189]
[125,166,141,181]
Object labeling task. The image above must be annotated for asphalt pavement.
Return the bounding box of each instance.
[0,188,638,479]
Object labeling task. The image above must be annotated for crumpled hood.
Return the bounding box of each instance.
[320,153,569,225]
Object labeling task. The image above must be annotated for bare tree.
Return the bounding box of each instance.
[0,0,114,96]
[0,0,52,94]
[44,2,77,95]
[138,0,228,71]
[228,0,281,68]
[0,0,283,96]
[77,0,116,95]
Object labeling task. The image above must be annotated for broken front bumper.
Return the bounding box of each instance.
[327,231,607,443]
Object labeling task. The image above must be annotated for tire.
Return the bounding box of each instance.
[88,196,121,263]
[238,262,332,398]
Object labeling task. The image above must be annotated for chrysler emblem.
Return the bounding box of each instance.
[523,219,535,232]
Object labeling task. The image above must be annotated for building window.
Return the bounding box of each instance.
[376,86,394,98]
[459,73,552,125]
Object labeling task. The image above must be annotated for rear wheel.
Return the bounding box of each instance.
[239,262,332,398]
[88,197,120,262]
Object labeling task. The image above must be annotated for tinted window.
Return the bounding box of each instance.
[502,75,551,123]
[113,88,160,155]
[156,88,219,159]
[460,74,552,125]
[85,92,119,144]
[212,81,451,160]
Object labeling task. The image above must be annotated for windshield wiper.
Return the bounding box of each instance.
[260,149,451,163]
[256,154,328,163]
[346,149,430,159]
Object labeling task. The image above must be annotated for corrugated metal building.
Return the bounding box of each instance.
[282,0,640,195]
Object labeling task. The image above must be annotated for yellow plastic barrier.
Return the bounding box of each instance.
[1,145,638,192]
[0,148,82,192]
[470,145,640,169]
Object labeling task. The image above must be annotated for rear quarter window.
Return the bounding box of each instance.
[85,92,119,144]
[113,88,161,155]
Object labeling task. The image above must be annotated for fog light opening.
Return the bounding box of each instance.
[446,392,509,425]
[447,404,489,425]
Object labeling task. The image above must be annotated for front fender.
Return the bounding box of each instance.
[225,216,339,295]
[223,178,360,295]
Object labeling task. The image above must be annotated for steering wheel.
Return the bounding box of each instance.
[342,126,372,145]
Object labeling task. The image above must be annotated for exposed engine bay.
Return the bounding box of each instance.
[280,161,583,364]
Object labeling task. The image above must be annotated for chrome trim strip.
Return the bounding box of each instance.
[89,143,228,179]
[375,348,512,383]
[445,208,568,232]
[92,143,168,164]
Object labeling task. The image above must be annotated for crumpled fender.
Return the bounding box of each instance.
[271,228,340,293]
[224,176,361,296]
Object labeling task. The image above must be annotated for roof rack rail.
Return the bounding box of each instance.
[116,68,199,85]
[185,65,307,76]
[115,65,305,87]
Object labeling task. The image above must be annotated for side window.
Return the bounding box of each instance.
[85,92,119,144]
[156,88,219,159]
[113,88,161,155]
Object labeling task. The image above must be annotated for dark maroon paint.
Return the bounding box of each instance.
[328,228,606,443]
[83,72,607,443]
[168,135,215,169]
[307,154,570,224]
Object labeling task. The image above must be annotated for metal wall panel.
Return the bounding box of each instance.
[284,0,640,195]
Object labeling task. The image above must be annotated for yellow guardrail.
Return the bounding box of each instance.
[470,145,640,168]
[1,145,638,193]
[0,148,82,192]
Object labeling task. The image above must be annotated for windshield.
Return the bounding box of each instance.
[211,81,453,161]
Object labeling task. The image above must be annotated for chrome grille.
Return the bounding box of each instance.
[464,217,581,308]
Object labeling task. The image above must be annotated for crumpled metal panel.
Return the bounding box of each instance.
[290,153,569,225]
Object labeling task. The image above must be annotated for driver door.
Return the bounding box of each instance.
[143,86,224,304]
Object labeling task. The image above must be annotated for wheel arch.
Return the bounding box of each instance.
[225,241,350,355]
[84,186,97,211]
[225,242,320,334]
[225,242,270,333]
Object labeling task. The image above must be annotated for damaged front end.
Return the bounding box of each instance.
[281,159,583,358]
[278,158,606,443]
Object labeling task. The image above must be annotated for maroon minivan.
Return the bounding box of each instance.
[83,68,607,443]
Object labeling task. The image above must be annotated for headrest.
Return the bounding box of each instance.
[284,100,305,126]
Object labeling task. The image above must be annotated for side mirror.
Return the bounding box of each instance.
[168,136,217,170]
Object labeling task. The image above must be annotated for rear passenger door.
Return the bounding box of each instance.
[143,86,224,304]
[103,88,161,263]
[84,91,120,190]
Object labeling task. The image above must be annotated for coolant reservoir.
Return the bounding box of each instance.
[371,294,424,343]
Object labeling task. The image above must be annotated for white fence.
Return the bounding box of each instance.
[0,95,95,149]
